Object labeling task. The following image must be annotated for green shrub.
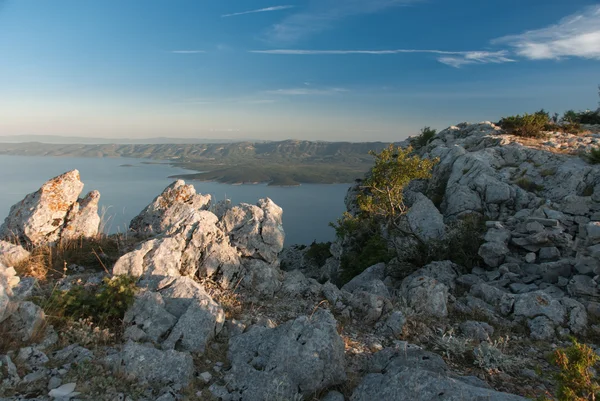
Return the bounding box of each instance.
[305,241,332,266]
[411,126,437,149]
[552,339,600,401]
[515,177,544,193]
[330,212,362,239]
[340,233,395,284]
[586,148,600,165]
[40,275,137,330]
[562,109,600,125]
[357,144,439,221]
[499,113,549,138]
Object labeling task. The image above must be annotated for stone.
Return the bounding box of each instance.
[478,242,509,268]
[484,228,511,244]
[561,297,588,334]
[107,342,194,388]
[0,241,30,266]
[351,347,527,401]
[322,391,345,401]
[539,247,561,261]
[401,275,449,317]
[406,193,446,242]
[5,301,45,341]
[379,311,406,338]
[513,291,566,324]
[460,321,494,342]
[221,198,285,264]
[129,180,212,235]
[525,252,537,263]
[0,170,100,246]
[528,316,555,340]
[349,291,386,323]
[220,309,346,401]
[586,222,600,245]
[567,275,600,301]
[342,263,386,294]
[123,291,178,343]
[61,190,101,242]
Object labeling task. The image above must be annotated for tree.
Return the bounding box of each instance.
[357,144,439,221]
[411,126,437,149]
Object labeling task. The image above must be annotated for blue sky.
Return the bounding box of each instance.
[0,0,598,141]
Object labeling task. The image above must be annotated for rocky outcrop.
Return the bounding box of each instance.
[212,309,346,401]
[351,346,527,401]
[115,181,285,297]
[0,241,30,267]
[0,170,100,246]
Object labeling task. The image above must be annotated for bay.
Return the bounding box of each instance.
[0,155,351,245]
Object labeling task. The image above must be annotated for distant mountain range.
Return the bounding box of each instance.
[0,139,393,185]
[0,135,264,145]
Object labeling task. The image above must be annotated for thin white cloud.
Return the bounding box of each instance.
[251,48,515,67]
[267,0,421,43]
[171,50,206,54]
[436,51,515,68]
[494,5,600,60]
[222,5,295,18]
[265,87,348,95]
[183,97,277,105]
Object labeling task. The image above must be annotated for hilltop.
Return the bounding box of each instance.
[0,140,391,186]
[1,119,600,400]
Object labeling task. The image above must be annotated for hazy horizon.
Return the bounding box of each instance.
[0,0,598,141]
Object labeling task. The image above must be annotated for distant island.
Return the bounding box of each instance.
[0,140,393,186]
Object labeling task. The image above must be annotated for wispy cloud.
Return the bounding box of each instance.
[265,87,348,96]
[171,50,206,54]
[266,0,421,43]
[251,48,515,67]
[222,5,295,18]
[436,51,515,68]
[182,97,276,105]
[493,5,600,60]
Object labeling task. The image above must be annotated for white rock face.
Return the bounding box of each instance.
[0,262,19,322]
[0,170,100,246]
[0,241,30,267]
[406,193,446,242]
[116,181,285,297]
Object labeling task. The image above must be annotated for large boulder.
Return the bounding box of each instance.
[0,262,19,322]
[0,241,30,267]
[0,170,100,246]
[129,180,212,235]
[406,193,446,242]
[123,276,224,353]
[351,347,527,401]
[401,274,449,317]
[216,309,346,401]
[106,341,194,388]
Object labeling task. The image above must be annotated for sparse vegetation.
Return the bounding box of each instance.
[515,177,545,193]
[305,241,333,266]
[411,126,437,149]
[499,112,549,138]
[586,148,600,165]
[357,144,439,222]
[551,339,600,401]
[38,275,137,332]
[339,232,395,284]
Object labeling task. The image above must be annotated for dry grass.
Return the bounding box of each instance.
[12,234,131,281]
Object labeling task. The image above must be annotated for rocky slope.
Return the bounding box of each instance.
[1,122,600,400]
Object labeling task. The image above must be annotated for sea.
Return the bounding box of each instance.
[0,155,351,245]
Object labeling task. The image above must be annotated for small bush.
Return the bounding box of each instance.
[340,233,395,284]
[586,148,600,165]
[305,241,332,266]
[562,109,600,125]
[357,144,439,221]
[473,336,522,373]
[40,275,137,330]
[499,113,549,138]
[515,177,544,193]
[552,339,600,401]
[411,126,437,149]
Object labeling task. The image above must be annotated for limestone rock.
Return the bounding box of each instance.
[401,275,449,317]
[513,291,566,324]
[0,241,30,266]
[0,170,100,246]
[220,309,346,401]
[351,347,527,401]
[107,341,194,388]
[129,180,212,235]
[406,193,446,242]
[479,242,510,268]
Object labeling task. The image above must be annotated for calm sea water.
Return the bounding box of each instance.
[0,155,350,245]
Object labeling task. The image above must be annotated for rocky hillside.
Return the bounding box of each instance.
[1,121,600,400]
